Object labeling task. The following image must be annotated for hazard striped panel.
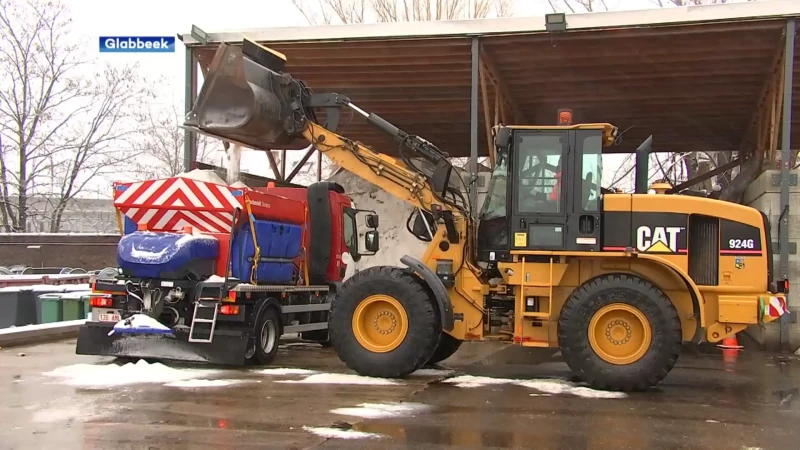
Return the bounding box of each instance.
[114,177,245,233]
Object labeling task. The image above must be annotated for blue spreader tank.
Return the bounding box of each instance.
[117,231,220,279]
[231,219,303,284]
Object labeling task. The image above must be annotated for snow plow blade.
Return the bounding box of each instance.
[183,40,311,151]
[75,322,249,366]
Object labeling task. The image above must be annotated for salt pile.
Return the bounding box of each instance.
[327,169,428,280]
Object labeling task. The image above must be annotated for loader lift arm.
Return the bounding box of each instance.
[184,40,473,240]
[182,40,486,335]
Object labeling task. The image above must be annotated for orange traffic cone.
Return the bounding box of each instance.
[717,335,743,350]
[718,334,742,372]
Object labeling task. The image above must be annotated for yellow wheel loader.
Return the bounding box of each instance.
[183,39,789,391]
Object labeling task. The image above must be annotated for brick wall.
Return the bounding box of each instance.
[0,234,120,270]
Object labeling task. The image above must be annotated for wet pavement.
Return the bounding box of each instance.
[1,339,799,450]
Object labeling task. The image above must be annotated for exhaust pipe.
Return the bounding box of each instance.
[183,39,311,151]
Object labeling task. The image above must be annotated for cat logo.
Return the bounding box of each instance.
[636,226,684,253]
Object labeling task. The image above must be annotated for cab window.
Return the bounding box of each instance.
[343,209,357,254]
[516,133,564,214]
[581,133,603,211]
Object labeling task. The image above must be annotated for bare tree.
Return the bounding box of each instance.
[133,102,221,180]
[294,0,512,25]
[0,0,152,232]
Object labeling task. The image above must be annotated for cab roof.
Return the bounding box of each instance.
[499,123,618,148]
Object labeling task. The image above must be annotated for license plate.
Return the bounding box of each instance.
[99,313,121,322]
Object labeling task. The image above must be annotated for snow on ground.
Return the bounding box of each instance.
[440,375,627,399]
[257,368,318,375]
[302,426,383,440]
[164,379,251,388]
[331,402,431,419]
[409,368,455,377]
[275,372,400,386]
[42,359,219,388]
[0,319,86,335]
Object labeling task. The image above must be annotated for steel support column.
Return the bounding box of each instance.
[470,36,480,218]
[183,46,198,173]
[779,19,795,351]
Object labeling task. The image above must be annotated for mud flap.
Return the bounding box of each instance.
[75,322,249,366]
[400,255,454,331]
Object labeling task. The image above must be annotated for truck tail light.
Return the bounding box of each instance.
[89,296,113,307]
[219,305,240,315]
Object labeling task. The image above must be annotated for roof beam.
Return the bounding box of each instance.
[479,46,526,124]
[738,31,787,159]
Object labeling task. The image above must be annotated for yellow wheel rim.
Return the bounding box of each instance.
[588,303,652,365]
[352,295,409,353]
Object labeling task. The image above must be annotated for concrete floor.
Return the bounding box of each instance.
[1,339,799,450]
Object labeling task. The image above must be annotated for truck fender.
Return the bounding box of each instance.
[400,255,454,331]
[253,297,284,336]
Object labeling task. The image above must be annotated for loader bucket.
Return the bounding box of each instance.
[184,41,308,151]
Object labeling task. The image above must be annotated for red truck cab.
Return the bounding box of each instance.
[254,181,375,284]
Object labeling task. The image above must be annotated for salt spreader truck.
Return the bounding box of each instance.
[75,175,380,365]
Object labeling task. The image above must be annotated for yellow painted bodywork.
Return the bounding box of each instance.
[299,121,783,347]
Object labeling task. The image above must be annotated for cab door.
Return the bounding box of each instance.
[511,130,572,251]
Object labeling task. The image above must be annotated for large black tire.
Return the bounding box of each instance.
[558,273,682,392]
[252,306,281,365]
[330,266,441,378]
[427,332,463,365]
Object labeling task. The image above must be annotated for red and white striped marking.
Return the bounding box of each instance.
[767,296,788,318]
[114,177,243,233]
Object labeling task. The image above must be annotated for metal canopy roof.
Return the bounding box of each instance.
[180,1,800,158]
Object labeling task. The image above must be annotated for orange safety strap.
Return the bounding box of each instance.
[550,171,561,201]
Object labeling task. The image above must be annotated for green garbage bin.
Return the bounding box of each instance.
[81,294,91,320]
[38,294,63,324]
[61,291,90,321]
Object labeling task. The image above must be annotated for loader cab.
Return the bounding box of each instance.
[477,121,617,263]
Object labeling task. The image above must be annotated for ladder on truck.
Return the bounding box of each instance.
[188,300,219,343]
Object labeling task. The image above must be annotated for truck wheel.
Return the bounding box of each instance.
[558,273,682,392]
[253,306,280,365]
[330,266,441,378]
[427,332,463,365]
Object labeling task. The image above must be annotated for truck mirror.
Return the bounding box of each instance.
[494,127,511,149]
[364,230,380,253]
[365,214,379,229]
